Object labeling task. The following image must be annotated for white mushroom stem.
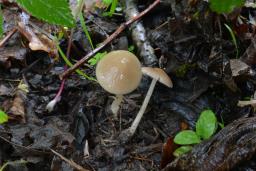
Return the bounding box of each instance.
[111,94,124,118]
[237,99,256,107]
[129,78,158,135]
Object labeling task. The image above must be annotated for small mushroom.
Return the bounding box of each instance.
[119,67,173,142]
[96,50,142,117]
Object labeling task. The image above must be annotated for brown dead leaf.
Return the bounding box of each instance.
[230,59,250,77]
[0,45,27,68]
[0,84,13,96]
[160,121,189,169]
[160,137,178,169]
[17,22,57,56]
[180,121,189,130]
[8,81,29,123]
[241,35,256,65]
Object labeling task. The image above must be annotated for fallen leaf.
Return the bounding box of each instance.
[0,84,13,96]
[160,137,178,169]
[0,109,8,124]
[17,22,57,56]
[8,81,28,123]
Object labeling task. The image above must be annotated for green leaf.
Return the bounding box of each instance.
[0,6,3,38]
[128,45,135,52]
[224,23,239,58]
[108,0,118,17]
[174,130,201,145]
[16,0,75,27]
[196,109,217,140]
[55,40,97,81]
[103,0,113,5]
[79,12,94,49]
[209,0,245,14]
[88,52,107,66]
[0,110,8,124]
[173,146,193,157]
[218,122,224,129]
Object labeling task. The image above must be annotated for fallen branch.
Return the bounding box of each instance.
[60,0,161,79]
[124,0,158,66]
[0,28,17,47]
[51,149,90,171]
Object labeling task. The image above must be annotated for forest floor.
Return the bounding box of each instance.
[0,0,256,171]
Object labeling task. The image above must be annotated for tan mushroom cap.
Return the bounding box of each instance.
[96,50,142,95]
[141,67,173,88]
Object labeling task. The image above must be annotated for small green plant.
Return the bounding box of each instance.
[0,109,8,124]
[102,0,119,17]
[79,13,94,49]
[55,38,97,81]
[88,52,107,66]
[173,109,222,157]
[209,0,245,14]
[224,23,239,58]
[175,63,197,77]
[128,45,135,53]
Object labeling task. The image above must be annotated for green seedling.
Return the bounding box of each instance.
[79,12,94,49]
[224,23,239,58]
[128,45,135,53]
[0,109,8,124]
[173,146,192,158]
[88,52,107,66]
[103,0,119,17]
[175,63,197,77]
[173,109,221,157]
[56,43,97,81]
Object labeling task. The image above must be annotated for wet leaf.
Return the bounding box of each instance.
[173,146,192,157]
[174,130,201,145]
[18,22,57,55]
[160,137,178,169]
[16,0,75,27]
[209,0,245,14]
[9,81,28,123]
[0,109,8,124]
[196,110,217,140]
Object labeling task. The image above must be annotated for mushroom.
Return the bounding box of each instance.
[119,67,173,142]
[96,50,142,117]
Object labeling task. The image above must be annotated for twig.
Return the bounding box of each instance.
[0,28,17,47]
[50,149,90,171]
[124,0,158,66]
[60,0,161,79]
[0,135,48,154]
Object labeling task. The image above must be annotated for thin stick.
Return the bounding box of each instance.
[60,0,161,79]
[0,28,17,47]
[51,149,90,171]
[0,135,48,154]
